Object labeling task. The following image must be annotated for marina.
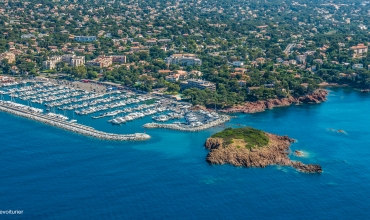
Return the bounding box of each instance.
[0,101,150,141]
[143,115,230,131]
[0,80,229,140]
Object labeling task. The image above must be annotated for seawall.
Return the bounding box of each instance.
[0,101,150,141]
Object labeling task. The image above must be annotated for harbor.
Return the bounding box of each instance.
[143,115,230,132]
[0,80,229,140]
[0,101,150,141]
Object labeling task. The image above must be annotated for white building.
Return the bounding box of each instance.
[71,56,85,67]
[232,61,244,67]
[74,36,97,42]
[359,24,367,30]
[43,60,57,70]
[43,56,62,70]
[43,55,85,69]
[296,55,306,63]
[353,64,364,69]
[165,54,202,66]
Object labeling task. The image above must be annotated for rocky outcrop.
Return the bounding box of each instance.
[221,89,328,114]
[204,138,223,150]
[204,133,322,173]
[294,150,303,157]
[291,162,322,173]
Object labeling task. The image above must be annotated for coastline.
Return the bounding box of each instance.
[143,115,230,131]
[318,82,350,88]
[220,89,328,114]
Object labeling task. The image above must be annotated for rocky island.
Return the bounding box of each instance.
[204,127,322,173]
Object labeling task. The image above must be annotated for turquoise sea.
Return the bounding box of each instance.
[1,88,370,219]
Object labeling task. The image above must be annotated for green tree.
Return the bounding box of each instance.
[166,83,180,94]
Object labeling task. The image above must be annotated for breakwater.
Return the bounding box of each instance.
[0,101,150,141]
[143,115,230,131]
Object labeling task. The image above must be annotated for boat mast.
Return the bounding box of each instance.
[10,93,15,102]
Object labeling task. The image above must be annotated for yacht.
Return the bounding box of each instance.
[153,115,170,122]
[111,117,125,125]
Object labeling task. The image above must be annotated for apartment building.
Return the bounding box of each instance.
[74,36,97,42]
[165,70,188,82]
[71,56,85,67]
[43,60,57,70]
[110,55,127,63]
[86,56,112,68]
[180,79,216,91]
[43,54,85,69]
[43,56,62,70]
[165,54,202,66]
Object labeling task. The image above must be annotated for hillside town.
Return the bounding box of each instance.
[1,0,370,107]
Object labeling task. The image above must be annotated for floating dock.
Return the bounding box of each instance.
[0,101,150,141]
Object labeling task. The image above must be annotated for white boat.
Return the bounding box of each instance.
[152,115,170,122]
[111,117,125,124]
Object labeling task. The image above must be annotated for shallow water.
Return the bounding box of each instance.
[0,88,369,219]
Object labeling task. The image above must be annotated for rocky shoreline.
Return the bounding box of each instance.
[204,133,322,173]
[220,89,328,114]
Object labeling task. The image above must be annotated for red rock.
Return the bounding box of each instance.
[220,89,328,114]
[204,133,322,173]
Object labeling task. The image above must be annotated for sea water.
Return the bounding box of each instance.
[0,88,369,219]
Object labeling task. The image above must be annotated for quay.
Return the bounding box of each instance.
[142,115,230,132]
[0,101,150,141]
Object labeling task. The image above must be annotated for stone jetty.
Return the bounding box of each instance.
[143,115,230,131]
[0,101,150,141]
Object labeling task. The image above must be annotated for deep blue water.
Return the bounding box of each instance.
[1,88,370,219]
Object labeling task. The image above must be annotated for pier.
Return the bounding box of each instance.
[0,101,150,141]
[143,115,231,132]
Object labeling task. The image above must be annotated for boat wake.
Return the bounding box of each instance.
[327,128,347,134]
